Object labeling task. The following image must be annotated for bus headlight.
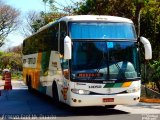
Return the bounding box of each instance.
[127,87,140,93]
[71,89,90,95]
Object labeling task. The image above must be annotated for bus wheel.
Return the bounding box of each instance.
[52,83,59,104]
[104,105,116,109]
[27,75,32,92]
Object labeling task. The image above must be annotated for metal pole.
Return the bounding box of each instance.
[144,60,148,96]
[136,0,148,96]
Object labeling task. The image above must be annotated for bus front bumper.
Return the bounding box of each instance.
[69,92,140,107]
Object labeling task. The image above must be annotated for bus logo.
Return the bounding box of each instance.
[89,85,102,88]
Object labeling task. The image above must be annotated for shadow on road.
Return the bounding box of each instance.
[0,89,129,117]
[61,107,129,117]
[127,102,160,110]
[33,89,129,117]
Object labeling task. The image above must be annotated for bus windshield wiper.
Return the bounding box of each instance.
[114,62,126,80]
[89,58,105,81]
[89,44,107,81]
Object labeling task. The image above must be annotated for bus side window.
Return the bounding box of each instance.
[22,41,26,54]
[60,21,68,79]
[61,59,69,79]
[60,21,67,55]
[51,23,59,51]
[61,59,69,70]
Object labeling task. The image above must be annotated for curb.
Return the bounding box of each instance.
[140,98,160,103]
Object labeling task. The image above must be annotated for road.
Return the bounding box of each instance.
[0,80,160,120]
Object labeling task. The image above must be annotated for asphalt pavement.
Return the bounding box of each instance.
[0,80,160,120]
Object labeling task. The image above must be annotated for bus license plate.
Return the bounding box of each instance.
[103,98,114,102]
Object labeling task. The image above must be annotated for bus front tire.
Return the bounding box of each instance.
[105,105,116,109]
[52,83,60,105]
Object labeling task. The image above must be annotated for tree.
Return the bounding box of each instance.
[22,11,66,36]
[149,61,160,92]
[21,11,42,37]
[23,0,70,34]
[0,52,13,69]
[140,0,160,60]
[0,0,20,47]
[7,44,22,54]
[74,0,135,19]
[139,0,160,92]
[0,44,22,71]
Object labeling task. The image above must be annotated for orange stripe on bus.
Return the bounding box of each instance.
[122,82,132,87]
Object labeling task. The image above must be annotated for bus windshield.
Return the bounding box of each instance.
[69,22,139,81]
[71,41,140,81]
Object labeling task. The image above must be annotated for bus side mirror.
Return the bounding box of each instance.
[64,36,72,60]
[140,37,152,60]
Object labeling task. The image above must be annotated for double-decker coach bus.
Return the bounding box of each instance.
[23,15,152,107]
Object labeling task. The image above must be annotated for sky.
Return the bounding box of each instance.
[1,0,79,50]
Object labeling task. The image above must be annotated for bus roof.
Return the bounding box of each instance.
[25,15,133,41]
[57,15,133,23]
[38,15,133,32]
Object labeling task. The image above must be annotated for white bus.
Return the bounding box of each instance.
[23,15,152,107]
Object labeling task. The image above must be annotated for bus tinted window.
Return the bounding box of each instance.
[23,23,59,55]
[70,22,136,40]
[60,21,67,55]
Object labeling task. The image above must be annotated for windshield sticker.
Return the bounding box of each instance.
[107,42,114,48]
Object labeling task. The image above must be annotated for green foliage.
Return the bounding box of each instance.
[0,46,22,80]
[0,51,3,56]
[74,0,135,19]
[0,51,22,70]
[150,61,160,80]
[11,71,22,80]
[140,1,160,60]
[149,60,160,92]
[29,0,67,33]
[31,12,46,32]
[139,1,160,92]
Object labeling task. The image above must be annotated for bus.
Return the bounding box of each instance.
[22,15,152,107]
